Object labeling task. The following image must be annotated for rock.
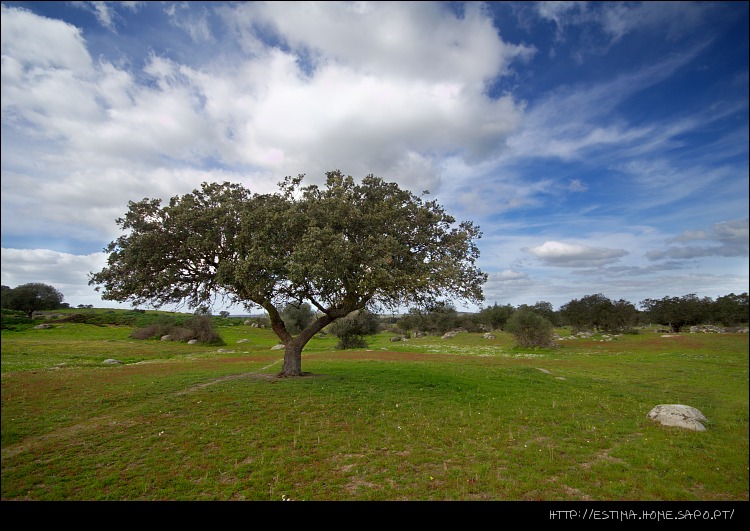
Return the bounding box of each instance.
[160,335,172,341]
[390,336,402,342]
[103,359,122,365]
[483,333,495,339]
[187,339,198,344]
[647,404,707,431]
[237,339,249,343]
[34,324,53,329]
[441,331,456,339]
[270,344,285,350]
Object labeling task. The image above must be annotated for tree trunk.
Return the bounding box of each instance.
[281,341,304,377]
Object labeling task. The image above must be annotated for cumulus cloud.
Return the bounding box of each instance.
[1,2,535,231]
[526,241,628,267]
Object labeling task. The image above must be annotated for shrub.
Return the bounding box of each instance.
[505,309,556,348]
[328,309,381,349]
[129,315,224,345]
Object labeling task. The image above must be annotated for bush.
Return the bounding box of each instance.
[505,309,556,348]
[0,310,35,331]
[328,309,381,349]
[129,315,224,345]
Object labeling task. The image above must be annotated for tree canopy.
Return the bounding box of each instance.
[1,283,65,318]
[90,171,487,376]
[640,293,712,333]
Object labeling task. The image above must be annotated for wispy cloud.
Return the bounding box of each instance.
[647,219,749,260]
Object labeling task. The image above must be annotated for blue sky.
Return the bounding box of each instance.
[1,1,748,313]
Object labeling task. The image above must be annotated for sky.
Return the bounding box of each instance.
[1,1,748,315]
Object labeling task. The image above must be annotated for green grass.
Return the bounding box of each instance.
[1,320,747,501]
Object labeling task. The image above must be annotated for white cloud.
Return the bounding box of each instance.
[224,2,536,83]
[0,5,94,74]
[526,241,628,267]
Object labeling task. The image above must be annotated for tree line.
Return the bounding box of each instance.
[3,282,747,335]
[393,292,748,336]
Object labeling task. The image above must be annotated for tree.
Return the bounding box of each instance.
[599,299,641,333]
[422,301,459,335]
[89,171,486,376]
[478,302,515,331]
[327,308,381,349]
[3,283,65,318]
[711,292,749,326]
[0,285,11,309]
[640,293,711,333]
[505,308,555,348]
[530,301,558,326]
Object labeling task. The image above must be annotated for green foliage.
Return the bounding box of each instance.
[280,302,316,335]
[397,302,459,335]
[477,303,515,331]
[505,309,555,348]
[640,293,712,332]
[559,293,639,333]
[327,309,381,349]
[1,283,65,318]
[711,292,749,326]
[0,309,35,331]
[130,315,224,345]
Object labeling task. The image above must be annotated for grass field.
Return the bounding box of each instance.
[1,316,748,504]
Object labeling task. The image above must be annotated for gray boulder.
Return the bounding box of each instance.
[647,404,707,431]
[103,359,123,365]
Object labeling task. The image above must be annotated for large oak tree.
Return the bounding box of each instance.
[90,171,487,376]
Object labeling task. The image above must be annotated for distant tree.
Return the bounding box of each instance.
[559,293,629,333]
[505,309,555,348]
[423,301,459,334]
[2,283,65,318]
[478,303,515,331]
[280,302,316,335]
[457,312,484,332]
[328,308,381,349]
[396,308,423,335]
[530,301,558,326]
[90,171,486,376]
[397,303,460,335]
[599,299,641,333]
[219,310,231,318]
[640,294,712,333]
[711,292,749,326]
[0,285,12,309]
